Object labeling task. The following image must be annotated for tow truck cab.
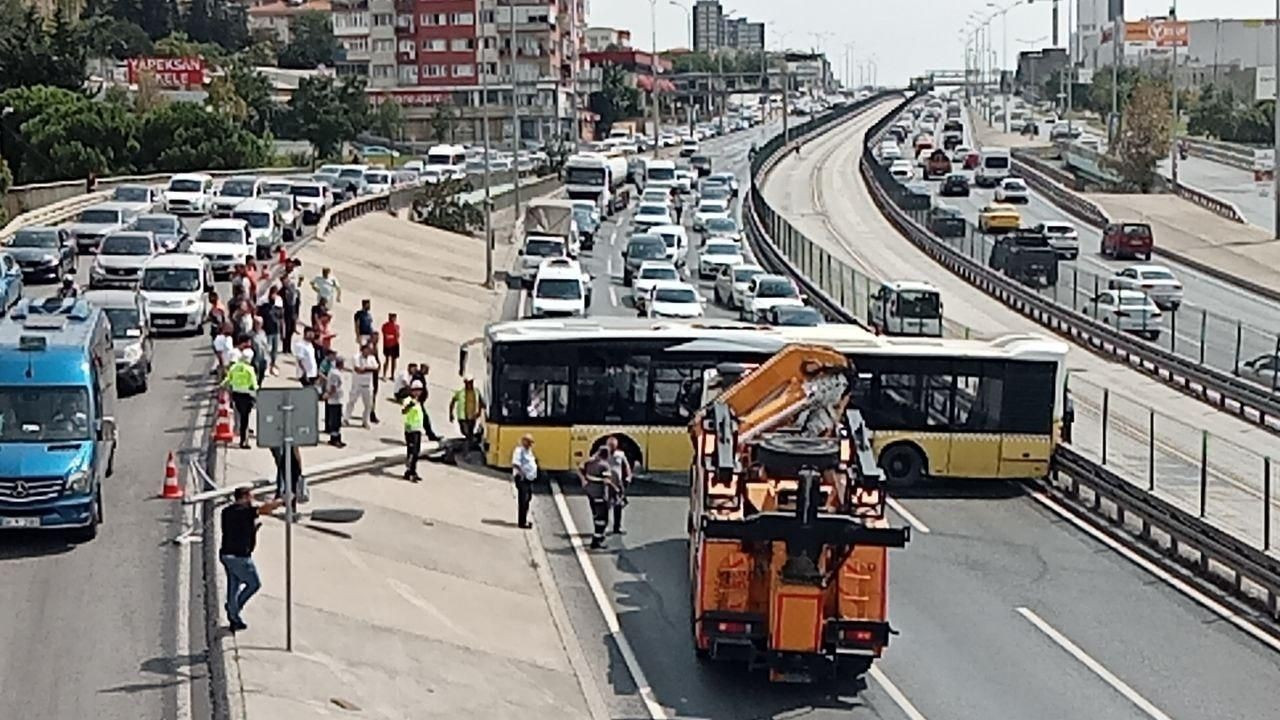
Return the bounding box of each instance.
[0,298,117,542]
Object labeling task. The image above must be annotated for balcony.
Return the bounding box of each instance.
[395,17,415,36]
[398,48,417,62]
[394,0,412,10]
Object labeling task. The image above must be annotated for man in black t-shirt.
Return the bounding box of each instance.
[220,486,284,632]
[353,298,374,346]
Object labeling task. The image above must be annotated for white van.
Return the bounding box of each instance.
[975,147,1012,188]
[163,173,214,215]
[645,159,677,191]
[529,257,592,318]
[231,198,282,260]
[138,253,215,334]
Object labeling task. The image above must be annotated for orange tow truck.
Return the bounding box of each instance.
[686,345,911,683]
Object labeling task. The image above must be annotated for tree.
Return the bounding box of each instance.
[371,99,403,141]
[1104,78,1171,192]
[85,17,155,59]
[0,5,88,92]
[278,11,337,69]
[286,75,367,160]
[182,0,248,51]
[224,60,274,135]
[430,102,453,142]
[135,101,270,172]
[154,31,227,62]
[1084,64,1142,117]
[588,63,641,137]
[15,93,140,182]
[411,179,483,234]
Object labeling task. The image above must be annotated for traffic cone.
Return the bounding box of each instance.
[213,390,235,445]
[160,451,183,499]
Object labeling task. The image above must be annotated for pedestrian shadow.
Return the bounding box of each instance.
[99,652,207,695]
[480,518,522,529]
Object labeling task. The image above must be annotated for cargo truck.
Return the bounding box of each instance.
[563,153,630,216]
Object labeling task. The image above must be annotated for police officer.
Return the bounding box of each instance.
[579,447,617,549]
[222,348,259,449]
[402,380,425,483]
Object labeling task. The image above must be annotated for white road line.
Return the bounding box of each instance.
[607,257,614,275]
[548,479,668,719]
[1028,490,1280,654]
[1015,607,1173,720]
[868,665,929,720]
[518,288,528,319]
[886,497,931,534]
[608,287,618,307]
[609,226,619,245]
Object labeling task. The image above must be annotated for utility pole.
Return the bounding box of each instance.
[1273,0,1279,240]
[1065,0,1074,131]
[481,4,494,283]
[1170,2,1180,184]
[1111,17,1120,146]
[650,0,660,151]
[1001,7,1010,133]
[508,0,521,214]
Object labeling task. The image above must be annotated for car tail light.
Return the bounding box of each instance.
[842,628,875,643]
[717,621,751,634]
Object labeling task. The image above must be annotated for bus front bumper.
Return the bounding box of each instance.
[0,495,95,530]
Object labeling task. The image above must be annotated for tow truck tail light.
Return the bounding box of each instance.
[718,621,751,634]
[842,629,875,643]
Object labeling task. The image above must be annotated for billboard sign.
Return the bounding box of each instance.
[126,57,205,88]
[1113,20,1188,47]
[1256,66,1277,102]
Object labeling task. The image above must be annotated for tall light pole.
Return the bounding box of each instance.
[1273,0,1279,240]
[480,0,493,286]
[649,0,660,150]
[668,0,693,131]
[1170,2,1180,184]
[507,0,521,214]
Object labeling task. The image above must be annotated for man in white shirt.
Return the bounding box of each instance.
[322,355,347,448]
[393,362,419,400]
[292,328,319,387]
[310,267,342,307]
[212,322,235,376]
[510,433,538,529]
[345,342,379,428]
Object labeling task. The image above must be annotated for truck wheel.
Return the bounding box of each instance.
[879,443,925,487]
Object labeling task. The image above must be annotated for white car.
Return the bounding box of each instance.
[189,218,253,277]
[994,177,1030,204]
[693,199,730,231]
[739,274,804,321]
[633,202,674,231]
[1035,220,1079,259]
[951,145,972,162]
[139,253,214,334]
[109,184,161,214]
[879,145,902,162]
[1088,289,1163,340]
[516,235,568,286]
[681,139,700,157]
[163,173,214,215]
[713,263,765,308]
[363,169,393,194]
[642,188,674,207]
[697,238,744,279]
[650,224,689,266]
[644,280,705,319]
[674,169,694,194]
[701,216,742,245]
[1107,264,1184,310]
[259,179,293,196]
[289,180,333,223]
[211,176,263,217]
[888,160,914,181]
[632,261,681,312]
[529,257,591,318]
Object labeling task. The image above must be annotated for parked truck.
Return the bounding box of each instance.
[524,198,581,257]
[563,153,630,217]
[687,345,911,683]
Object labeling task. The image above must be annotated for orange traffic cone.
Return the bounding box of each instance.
[160,451,183,499]
[213,391,235,445]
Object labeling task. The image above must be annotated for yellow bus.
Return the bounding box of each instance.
[479,317,1068,485]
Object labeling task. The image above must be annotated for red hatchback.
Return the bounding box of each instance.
[1101,222,1153,260]
[963,151,981,170]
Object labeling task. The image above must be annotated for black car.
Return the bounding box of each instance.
[621,234,668,285]
[899,182,932,211]
[7,226,76,281]
[764,305,824,326]
[939,173,970,197]
[927,205,967,238]
[988,228,1059,288]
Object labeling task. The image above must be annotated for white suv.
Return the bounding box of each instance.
[529,257,591,318]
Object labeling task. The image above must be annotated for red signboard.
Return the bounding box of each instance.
[369,91,452,107]
[126,57,206,88]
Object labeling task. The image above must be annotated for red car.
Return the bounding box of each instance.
[1101,222,1153,260]
[963,151,981,170]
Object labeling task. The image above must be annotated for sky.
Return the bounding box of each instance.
[586,0,1277,85]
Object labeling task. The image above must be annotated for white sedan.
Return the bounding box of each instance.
[1088,289,1163,340]
[888,160,913,181]
[644,280,705,318]
[696,238,745,279]
[693,199,731,231]
[994,177,1030,203]
[633,202,674,231]
[1106,264,1184,310]
[1035,220,1080,259]
[739,274,805,321]
[713,263,764,308]
[632,261,681,311]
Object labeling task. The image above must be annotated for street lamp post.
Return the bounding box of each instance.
[668,0,693,131]
[508,0,521,215]
[649,0,660,150]
[1170,1,1180,184]
[1274,0,1279,240]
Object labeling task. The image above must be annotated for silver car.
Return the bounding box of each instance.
[263,193,302,242]
[89,231,159,289]
[82,289,153,393]
[67,202,135,252]
[109,184,160,214]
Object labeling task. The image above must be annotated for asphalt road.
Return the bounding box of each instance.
[0,204,312,719]
[1157,152,1273,230]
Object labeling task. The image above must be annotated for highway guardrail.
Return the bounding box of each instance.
[743,93,1280,625]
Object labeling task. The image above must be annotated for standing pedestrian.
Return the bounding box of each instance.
[449,375,486,451]
[393,361,419,401]
[222,348,259,449]
[293,327,319,387]
[322,355,347,448]
[272,445,306,508]
[310,266,342,307]
[578,447,616,549]
[207,290,227,339]
[402,380,426,482]
[380,312,400,381]
[212,321,235,377]
[511,433,537,529]
[346,342,378,427]
[605,435,632,534]
[219,486,284,632]
[249,317,269,384]
[258,286,284,375]
[367,331,382,424]
[281,275,301,348]
[315,308,335,352]
[353,299,374,346]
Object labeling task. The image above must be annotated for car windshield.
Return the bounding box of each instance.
[133,217,177,233]
[79,209,121,224]
[706,218,737,233]
[756,279,797,298]
[654,287,698,303]
[699,203,725,214]
[629,241,666,259]
[292,185,322,198]
[113,187,150,202]
[169,179,203,192]
[1045,225,1074,235]
[640,266,678,280]
[573,209,597,226]
[232,212,271,230]
[535,278,582,299]
[221,180,255,197]
[897,290,941,318]
[12,230,59,248]
[1004,181,1026,190]
[524,239,564,257]
[702,187,730,200]
[704,244,738,256]
[365,172,390,184]
[104,308,143,339]
[339,169,365,179]
[266,196,293,212]
[0,387,91,442]
[638,205,667,216]
[734,267,762,283]
[100,235,152,255]
[984,156,1010,169]
[773,307,823,325]
[1140,269,1176,281]
[142,267,200,291]
[197,228,245,244]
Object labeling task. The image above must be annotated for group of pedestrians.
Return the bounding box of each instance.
[510,433,631,549]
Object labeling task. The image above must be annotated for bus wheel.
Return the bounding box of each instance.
[592,434,642,474]
[879,443,925,487]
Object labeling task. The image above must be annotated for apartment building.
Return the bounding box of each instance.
[247,0,333,45]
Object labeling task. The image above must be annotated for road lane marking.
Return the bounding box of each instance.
[609,225,619,246]
[1015,607,1173,720]
[518,288,528,318]
[868,665,930,720]
[886,497,931,534]
[1028,489,1280,654]
[607,257,614,275]
[609,287,618,307]
[548,479,668,719]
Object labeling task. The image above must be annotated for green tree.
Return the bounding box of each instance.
[182,0,248,51]
[1104,78,1171,192]
[1085,64,1143,116]
[588,63,641,137]
[16,93,140,182]
[85,17,155,59]
[430,102,453,142]
[154,30,227,61]
[0,155,11,226]
[278,11,337,69]
[135,101,270,171]
[286,75,367,159]
[370,99,403,141]
[0,5,88,92]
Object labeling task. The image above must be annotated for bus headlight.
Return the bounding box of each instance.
[66,469,91,494]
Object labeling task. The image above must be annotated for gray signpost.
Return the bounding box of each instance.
[256,387,319,652]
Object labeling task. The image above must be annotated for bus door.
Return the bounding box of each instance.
[945,372,1003,478]
[569,357,652,469]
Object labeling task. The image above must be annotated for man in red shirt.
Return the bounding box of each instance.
[381,312,401,381]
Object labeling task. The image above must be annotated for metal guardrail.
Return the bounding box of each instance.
[1180,136,1257,172]
[1170,180,1248,224]
[744,92,1280,624]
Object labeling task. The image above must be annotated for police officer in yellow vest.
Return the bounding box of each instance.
[402,380,425,483]
[222,348,259,449]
